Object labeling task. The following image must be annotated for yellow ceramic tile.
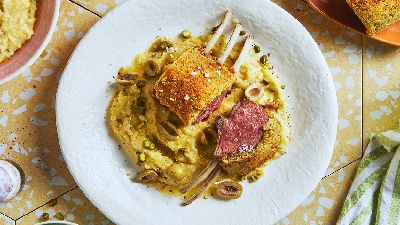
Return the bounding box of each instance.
[280,160,359,225]
[362,38,400,150]
[0,0,99,219]
[16,188,112,225]
[0,213,14,225]
[3,0,393,224]
[272,0,362,174]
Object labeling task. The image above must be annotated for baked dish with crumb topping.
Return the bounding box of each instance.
[0,0,37,63]
[107,10,289,205]
[347,0,400,34]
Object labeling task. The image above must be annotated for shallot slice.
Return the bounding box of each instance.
[0,160,21,203]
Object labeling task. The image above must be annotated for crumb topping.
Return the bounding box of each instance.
[154,47,235,124]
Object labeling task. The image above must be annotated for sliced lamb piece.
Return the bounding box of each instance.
[215,100,276,176]
[193,90,230,124]
[181,100,267,198]
[215,100,266,157]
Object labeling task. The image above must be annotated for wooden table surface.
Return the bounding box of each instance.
[0,0,399,224]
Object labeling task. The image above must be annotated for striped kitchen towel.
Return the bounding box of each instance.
[337,127,400,225]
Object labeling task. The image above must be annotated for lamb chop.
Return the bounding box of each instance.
[153,10,272,205]
[155,10,254,125]
[180,100,268,205]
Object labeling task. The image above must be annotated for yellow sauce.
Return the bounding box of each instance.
[107,34,288,198]
[0,0,37,63]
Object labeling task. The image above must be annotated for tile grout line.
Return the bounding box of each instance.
[68,0,102,18]
[322,157,362,179]
[321,35,365,180]
[14,186,79,222]
[361,35,364,157]
[0,211,14,222]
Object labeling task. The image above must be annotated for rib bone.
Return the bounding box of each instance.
[218,23,243,64]
[180,159,218,194]
[182,166,221,206]
[205,10,233,53]
[178,11,258,206]
[233,35,254,72]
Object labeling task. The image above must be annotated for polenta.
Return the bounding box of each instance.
[0,0,37,63]
[107,34,288,196]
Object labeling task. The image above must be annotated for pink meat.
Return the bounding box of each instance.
[215,100,266,157]
[193,90,230,124]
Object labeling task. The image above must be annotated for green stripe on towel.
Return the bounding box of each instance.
[337,127,400,225]
[350,191,378,225]
[389,161,400,225]
[355,146,389,177]
[338,162,390,223]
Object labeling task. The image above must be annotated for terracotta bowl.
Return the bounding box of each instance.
[0,0,60,84]
[308,0,400,46]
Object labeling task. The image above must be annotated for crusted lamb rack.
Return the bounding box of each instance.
[154,10,254,125]
[153,10,274,205]
[180,100,268,205]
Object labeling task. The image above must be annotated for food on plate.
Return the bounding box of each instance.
[107,10,289,205]
[0,160,22,203]
[215,181,242,200]
[0,0,37,63]
[154,46,235,125]
[346,0,400,34]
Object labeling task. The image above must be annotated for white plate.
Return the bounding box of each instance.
[56,0,338,224]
